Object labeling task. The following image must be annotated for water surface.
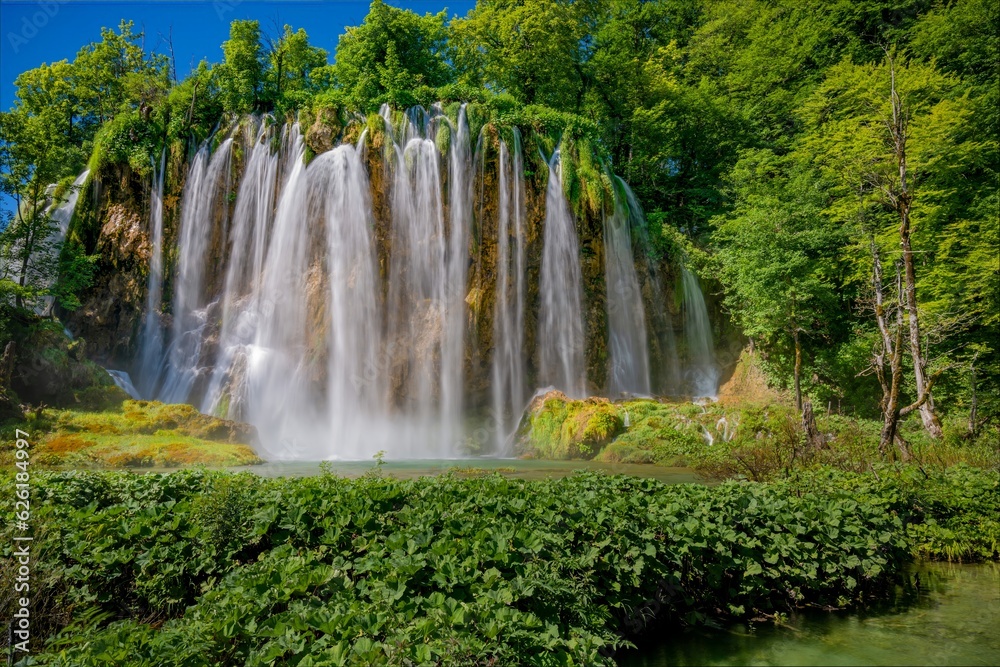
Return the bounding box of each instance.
[621,561,1000,666]
[230,458,703,483]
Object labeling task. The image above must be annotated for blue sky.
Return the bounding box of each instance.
[1,0,475,109]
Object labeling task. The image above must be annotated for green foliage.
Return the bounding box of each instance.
[88,110,162,176]
[267,25,329,116]
[71,20,169,124]
[217,20,265,115]
[451,0,587,111]
[163,61,223,146]
[52,239,97,311]
[784,465,1000,563]
[3,469,927,665]
[714,149,842,401]
[332,0,451,111]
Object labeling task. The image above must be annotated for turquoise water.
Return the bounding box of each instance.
[621,561,1000,666]
[229,458,704,483]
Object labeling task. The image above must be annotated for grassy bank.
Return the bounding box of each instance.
[3,465,996,666]
[519,393,999,480]
[0,400,262,469]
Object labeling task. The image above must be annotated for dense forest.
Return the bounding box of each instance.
[2,0,996,447]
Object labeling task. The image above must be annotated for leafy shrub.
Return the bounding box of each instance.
[88,111,163,176]
[2,469,924,666]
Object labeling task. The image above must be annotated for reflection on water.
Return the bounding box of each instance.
[622,561,1000,666]
[229,458,704,483]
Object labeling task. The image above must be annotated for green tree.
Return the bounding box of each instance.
[73,20,169,124]
[217,20,265,114]
[267,25,328,114]
[799,54,989,439]
[333,0,451,110]
[0,110,71,310]
[451,0,585,110]
[717,149,840,411]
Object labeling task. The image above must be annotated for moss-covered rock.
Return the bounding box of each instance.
[16,399,261,469]
[518,391,624,459]
[519,393,790,466]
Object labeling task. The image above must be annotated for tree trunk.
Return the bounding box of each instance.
[0,341,15,392]
[802,401,824,450]
[889,56,943,439]
[793,328,802,412]
[872,241,906,456]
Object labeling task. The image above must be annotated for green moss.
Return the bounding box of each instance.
[520,394,997,478]
[5,400,261,469]
[523,396,624,459]
[435,122,451,157]
[88,111,163,177]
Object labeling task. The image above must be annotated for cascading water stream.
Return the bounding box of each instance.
[381,105,469,457]
[36,169,90,316]
[158,139,233,404]
[443,105,471,453]
[616,183,681,395]
[137,152,166,397]
[48,169,89,243]
[203,120,282,420]
[316,144,383,459]
[681,266,719,398]
[538,147,586,398]
[604,179,651,397]
[243,124,315,458]
[491,132,527,453]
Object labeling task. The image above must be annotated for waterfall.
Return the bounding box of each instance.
[316,143,383,459]
[130,107,715,460]
[49,170,89,242]
[491,131,527,453]
[203,119,282,420]
[681,266,719,398]
[37,169,89,316]
[538,147,586,398]
[244,124,315,459]
[615,181,680,395]
[106,369,141,399]
[443,105,471,453]
[604,179,651,396]
[381,105,468,457]
[137,152,165,397]
[158,139,233,404]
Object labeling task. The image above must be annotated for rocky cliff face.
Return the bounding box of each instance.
[60,150,187,368]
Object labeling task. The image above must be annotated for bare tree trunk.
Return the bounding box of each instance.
[793,328,802,412]
[0,341,15,392]
[168,26,177,83]
[888,55,943,439]
[872,241,905,456]
[802,401,825,450]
